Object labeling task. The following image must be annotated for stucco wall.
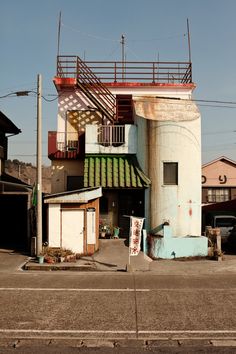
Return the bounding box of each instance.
[134,98,201,237]
[51,160,84,194]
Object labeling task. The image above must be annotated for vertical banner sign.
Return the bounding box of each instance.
[129,216,144,256]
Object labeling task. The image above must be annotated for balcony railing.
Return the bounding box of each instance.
[56,56,192,84]
[97,125,125,146]
[55,132,79,151]
[48,131,85,160]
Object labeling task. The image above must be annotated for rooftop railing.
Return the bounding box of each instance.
[56,56,192,84]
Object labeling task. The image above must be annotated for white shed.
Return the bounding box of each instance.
[44,187,102,255]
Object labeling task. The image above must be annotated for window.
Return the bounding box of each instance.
[163,162,178,185]
[100,196,108,213]
[207,188,230,203]
[67,176,84,191]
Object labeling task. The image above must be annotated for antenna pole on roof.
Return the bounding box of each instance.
[121,34,125,81]
[57,11,62,57]
[187,18,192,63]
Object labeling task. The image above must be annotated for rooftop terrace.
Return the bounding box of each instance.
[56,55,192,84]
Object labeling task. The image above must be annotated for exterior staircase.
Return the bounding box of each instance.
[116,94,134,124]
[76,57,117,123]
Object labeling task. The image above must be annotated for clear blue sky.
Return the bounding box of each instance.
[1,0,236,166]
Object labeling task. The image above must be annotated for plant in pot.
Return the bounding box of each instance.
[113,226,120,238]
[99,221,108,238]
[37,241,48,263]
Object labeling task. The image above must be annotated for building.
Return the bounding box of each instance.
[0,111,32,251]
[47,55,207,258]
[201,156,236,239]
[202,156,236,204]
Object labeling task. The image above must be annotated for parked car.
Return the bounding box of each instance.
[213,215,236,244]
[227,225,236,252]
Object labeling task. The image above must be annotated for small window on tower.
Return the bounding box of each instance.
[163,162,178,185]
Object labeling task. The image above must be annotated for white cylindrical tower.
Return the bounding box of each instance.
[148,113,201,236]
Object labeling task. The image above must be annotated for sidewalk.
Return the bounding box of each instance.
[3,240,236,275]
[24,239,152,272]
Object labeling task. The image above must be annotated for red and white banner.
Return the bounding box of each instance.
[129,216,144,256]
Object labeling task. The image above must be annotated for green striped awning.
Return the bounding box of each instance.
[84,155,151,188]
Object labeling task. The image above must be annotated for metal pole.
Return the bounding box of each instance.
[57,11,61,57]
[187,18,192,63]
[36,74,42,256]
[121,34,125,81]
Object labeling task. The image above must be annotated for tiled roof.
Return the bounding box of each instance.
[84,155,151,188]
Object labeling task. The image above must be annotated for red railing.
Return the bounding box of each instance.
[56,56,192,84]
[48,131,84,160]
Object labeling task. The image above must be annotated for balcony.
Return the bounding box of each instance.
[48,131,85,160]
[86,124,137,154]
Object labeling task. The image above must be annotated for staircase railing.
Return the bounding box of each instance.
[76,57,117,123]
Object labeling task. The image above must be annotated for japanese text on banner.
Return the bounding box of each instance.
[129,216,144,256]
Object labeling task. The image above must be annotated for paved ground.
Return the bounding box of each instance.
[1,244,236,352]
[21,238,236,275]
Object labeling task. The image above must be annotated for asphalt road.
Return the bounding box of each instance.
[1,251,236,352]
[0,272,236,343]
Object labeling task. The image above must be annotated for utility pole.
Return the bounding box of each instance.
[36,74,42,256]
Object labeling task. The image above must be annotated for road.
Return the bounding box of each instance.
[0,267,236,352]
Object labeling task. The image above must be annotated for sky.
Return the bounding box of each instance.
[1,0,236,166]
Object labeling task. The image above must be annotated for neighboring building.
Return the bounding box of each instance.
[0,111,32,251]
[47,55,207,258]
[202,156,236,205]
[202,156,236,239]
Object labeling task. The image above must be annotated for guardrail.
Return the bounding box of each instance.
[56,56,192,84]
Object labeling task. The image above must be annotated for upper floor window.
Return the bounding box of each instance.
[163,162,178,185]
[207,188,230,203]
[67,176,84,191]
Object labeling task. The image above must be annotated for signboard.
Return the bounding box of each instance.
[129,216,144,256]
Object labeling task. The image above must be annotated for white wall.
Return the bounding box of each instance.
[48,204,61,247]
[85,124,137,154]
[148,118,201,236]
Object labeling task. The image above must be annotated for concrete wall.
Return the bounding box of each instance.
[51,160,84,194]
[85,124,137,154]
[134,97,201,238]
[150,226,208,259]
[148,118,201,237]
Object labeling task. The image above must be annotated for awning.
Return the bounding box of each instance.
[84,155,151,188]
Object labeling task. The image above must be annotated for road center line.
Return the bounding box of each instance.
[0,287,149,292]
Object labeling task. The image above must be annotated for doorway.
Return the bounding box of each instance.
[61,209,84,253]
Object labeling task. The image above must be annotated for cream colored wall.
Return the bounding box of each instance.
[147,118,201,237]
[51,160,84,194]
[202,160,236,187]
[135,96,201,237]
[48,204,61,247]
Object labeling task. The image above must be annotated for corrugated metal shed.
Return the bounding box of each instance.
[84,155,151,188]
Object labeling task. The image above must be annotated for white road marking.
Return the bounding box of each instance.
[0,287,236,292]
[0,329,236,335]
[0,287,149,292]
[0,329,136,334]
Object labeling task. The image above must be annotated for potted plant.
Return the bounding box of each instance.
[99,220,108,238]
[113,226,120,238]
